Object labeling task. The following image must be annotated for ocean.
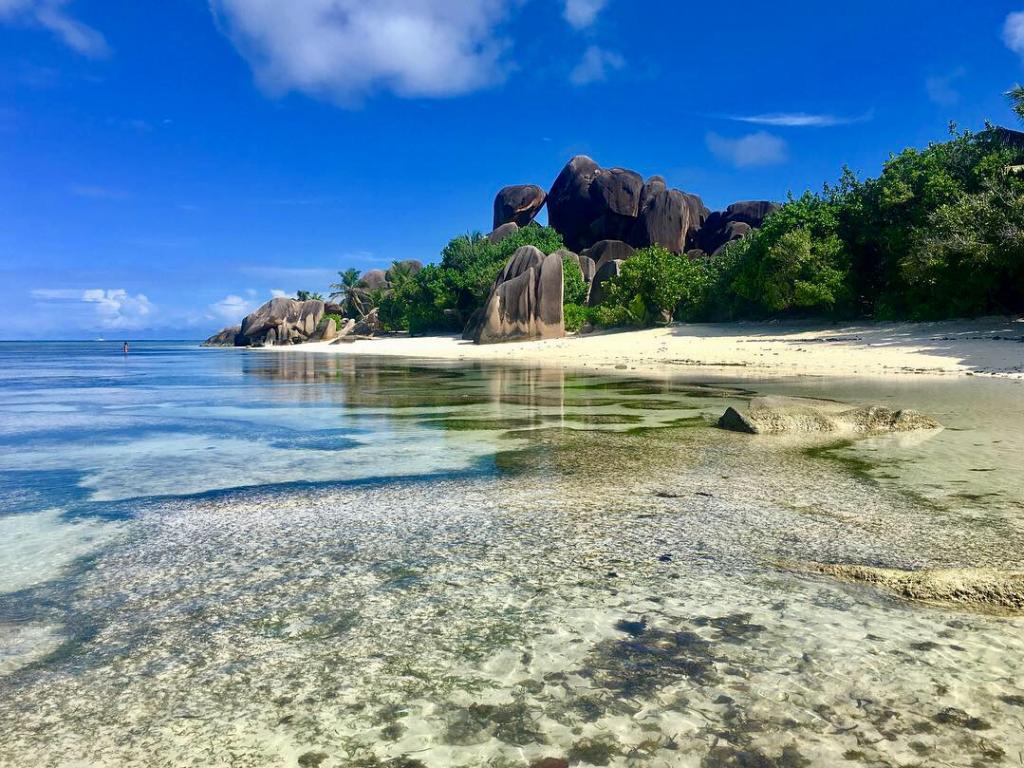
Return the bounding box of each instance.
[0,341,1022,767]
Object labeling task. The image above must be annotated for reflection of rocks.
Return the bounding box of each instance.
[793,563,1024,614]
[473,246,564,344]
[718,399,941,435]
[237,297,325,346]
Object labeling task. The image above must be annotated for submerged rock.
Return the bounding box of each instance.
[718,399,941,435]
[793,563,1024,614]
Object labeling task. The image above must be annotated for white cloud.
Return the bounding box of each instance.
[926,67,965,106]
[706,131,788,168]
[210,0,515,103]
[0,0,109,57]
[569,45,624,85]
[208,294,252,323]
[270,289,288,298]
[725,112,870,128]
[1004,11,1024,57]
[30,288,154,330]
[563,0,607,29]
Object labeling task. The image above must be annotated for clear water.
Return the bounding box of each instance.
[0,342,1022,767]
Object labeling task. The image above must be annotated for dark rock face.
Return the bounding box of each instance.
[474,245,564,344]
[352,307,381,336]
[238,298,325,346]
[588,259,623,306]
[488,221,519,244]
[545,156,708,253]
[698,200,780,254]
[633,189,693,252]
[202,325,241,347]
[582,240,635,272]
[493,184,546,229]
[547,156,602,251]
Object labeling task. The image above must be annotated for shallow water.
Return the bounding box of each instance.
[0,342,1022,767]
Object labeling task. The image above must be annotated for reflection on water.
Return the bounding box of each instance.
[0,344,1022,767]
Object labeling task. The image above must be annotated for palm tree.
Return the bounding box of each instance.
[1007,84,1024,122]
[329,268,364,317]
[386,260,416,291]
[295,290,324,301]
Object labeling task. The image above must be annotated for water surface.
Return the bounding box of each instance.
[0,342,1022,767]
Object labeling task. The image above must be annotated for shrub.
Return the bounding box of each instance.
[598,245,710,325]
[563,303,590,332]
[562,254,588,306]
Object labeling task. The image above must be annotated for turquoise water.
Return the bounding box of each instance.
[0,342,1022,767]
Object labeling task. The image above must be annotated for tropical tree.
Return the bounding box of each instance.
[295,290,324,301]
[329,268,364,317]
[1007,84,1024,122]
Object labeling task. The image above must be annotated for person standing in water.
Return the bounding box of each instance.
[123,341,129,354]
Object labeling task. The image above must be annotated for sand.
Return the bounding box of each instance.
[273,317,1024,379]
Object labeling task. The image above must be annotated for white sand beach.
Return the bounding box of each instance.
[279,317,1024,379]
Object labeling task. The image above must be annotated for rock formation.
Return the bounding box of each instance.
[236,297,325,346]
[582,240,634,272]
[718,398,941,435]
[493,184,546,228]
[790,563,1024,615]
[588,259,623,306]
[488,221,519,244]
[202,325,241,347]
[473,245,564,343]
[697,201,781,255]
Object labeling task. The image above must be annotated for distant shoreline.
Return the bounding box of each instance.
[260,317,1024,380]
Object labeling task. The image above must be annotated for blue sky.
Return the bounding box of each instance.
[1,0,1022,339]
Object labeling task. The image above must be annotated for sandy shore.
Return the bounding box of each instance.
[277,317,1024,379]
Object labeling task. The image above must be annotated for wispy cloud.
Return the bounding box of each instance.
[723,111,871,128]
[563,0,608,29]
[926,67,965,106]
[0,0,109,57]
[569,45,624,86]
[706,131,788,168]
[210,0,515,103]
[69,184,128,200]
[207,294,252,323]
[1004,11,1024,57]
[30,288,154,330]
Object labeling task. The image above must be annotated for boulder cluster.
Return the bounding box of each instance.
[466,245,564,343]
[478,155,779,342]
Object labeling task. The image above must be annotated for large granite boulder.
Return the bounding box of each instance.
[360,269,390,293]
[698,200,780,254]
[547,156,602,252]
[582,239,634,272]
[488,221,519,244]
[588,259,623,306]
[632,189,693,252]
[238,297,325,346]
[555,248,596,304]
[474,245,564,344]
[545,155,708,253]
[493,184,546,229]
[202,325,241,347]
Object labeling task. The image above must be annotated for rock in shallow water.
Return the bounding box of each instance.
[718,400,941,435]
[793,563,1024,614]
